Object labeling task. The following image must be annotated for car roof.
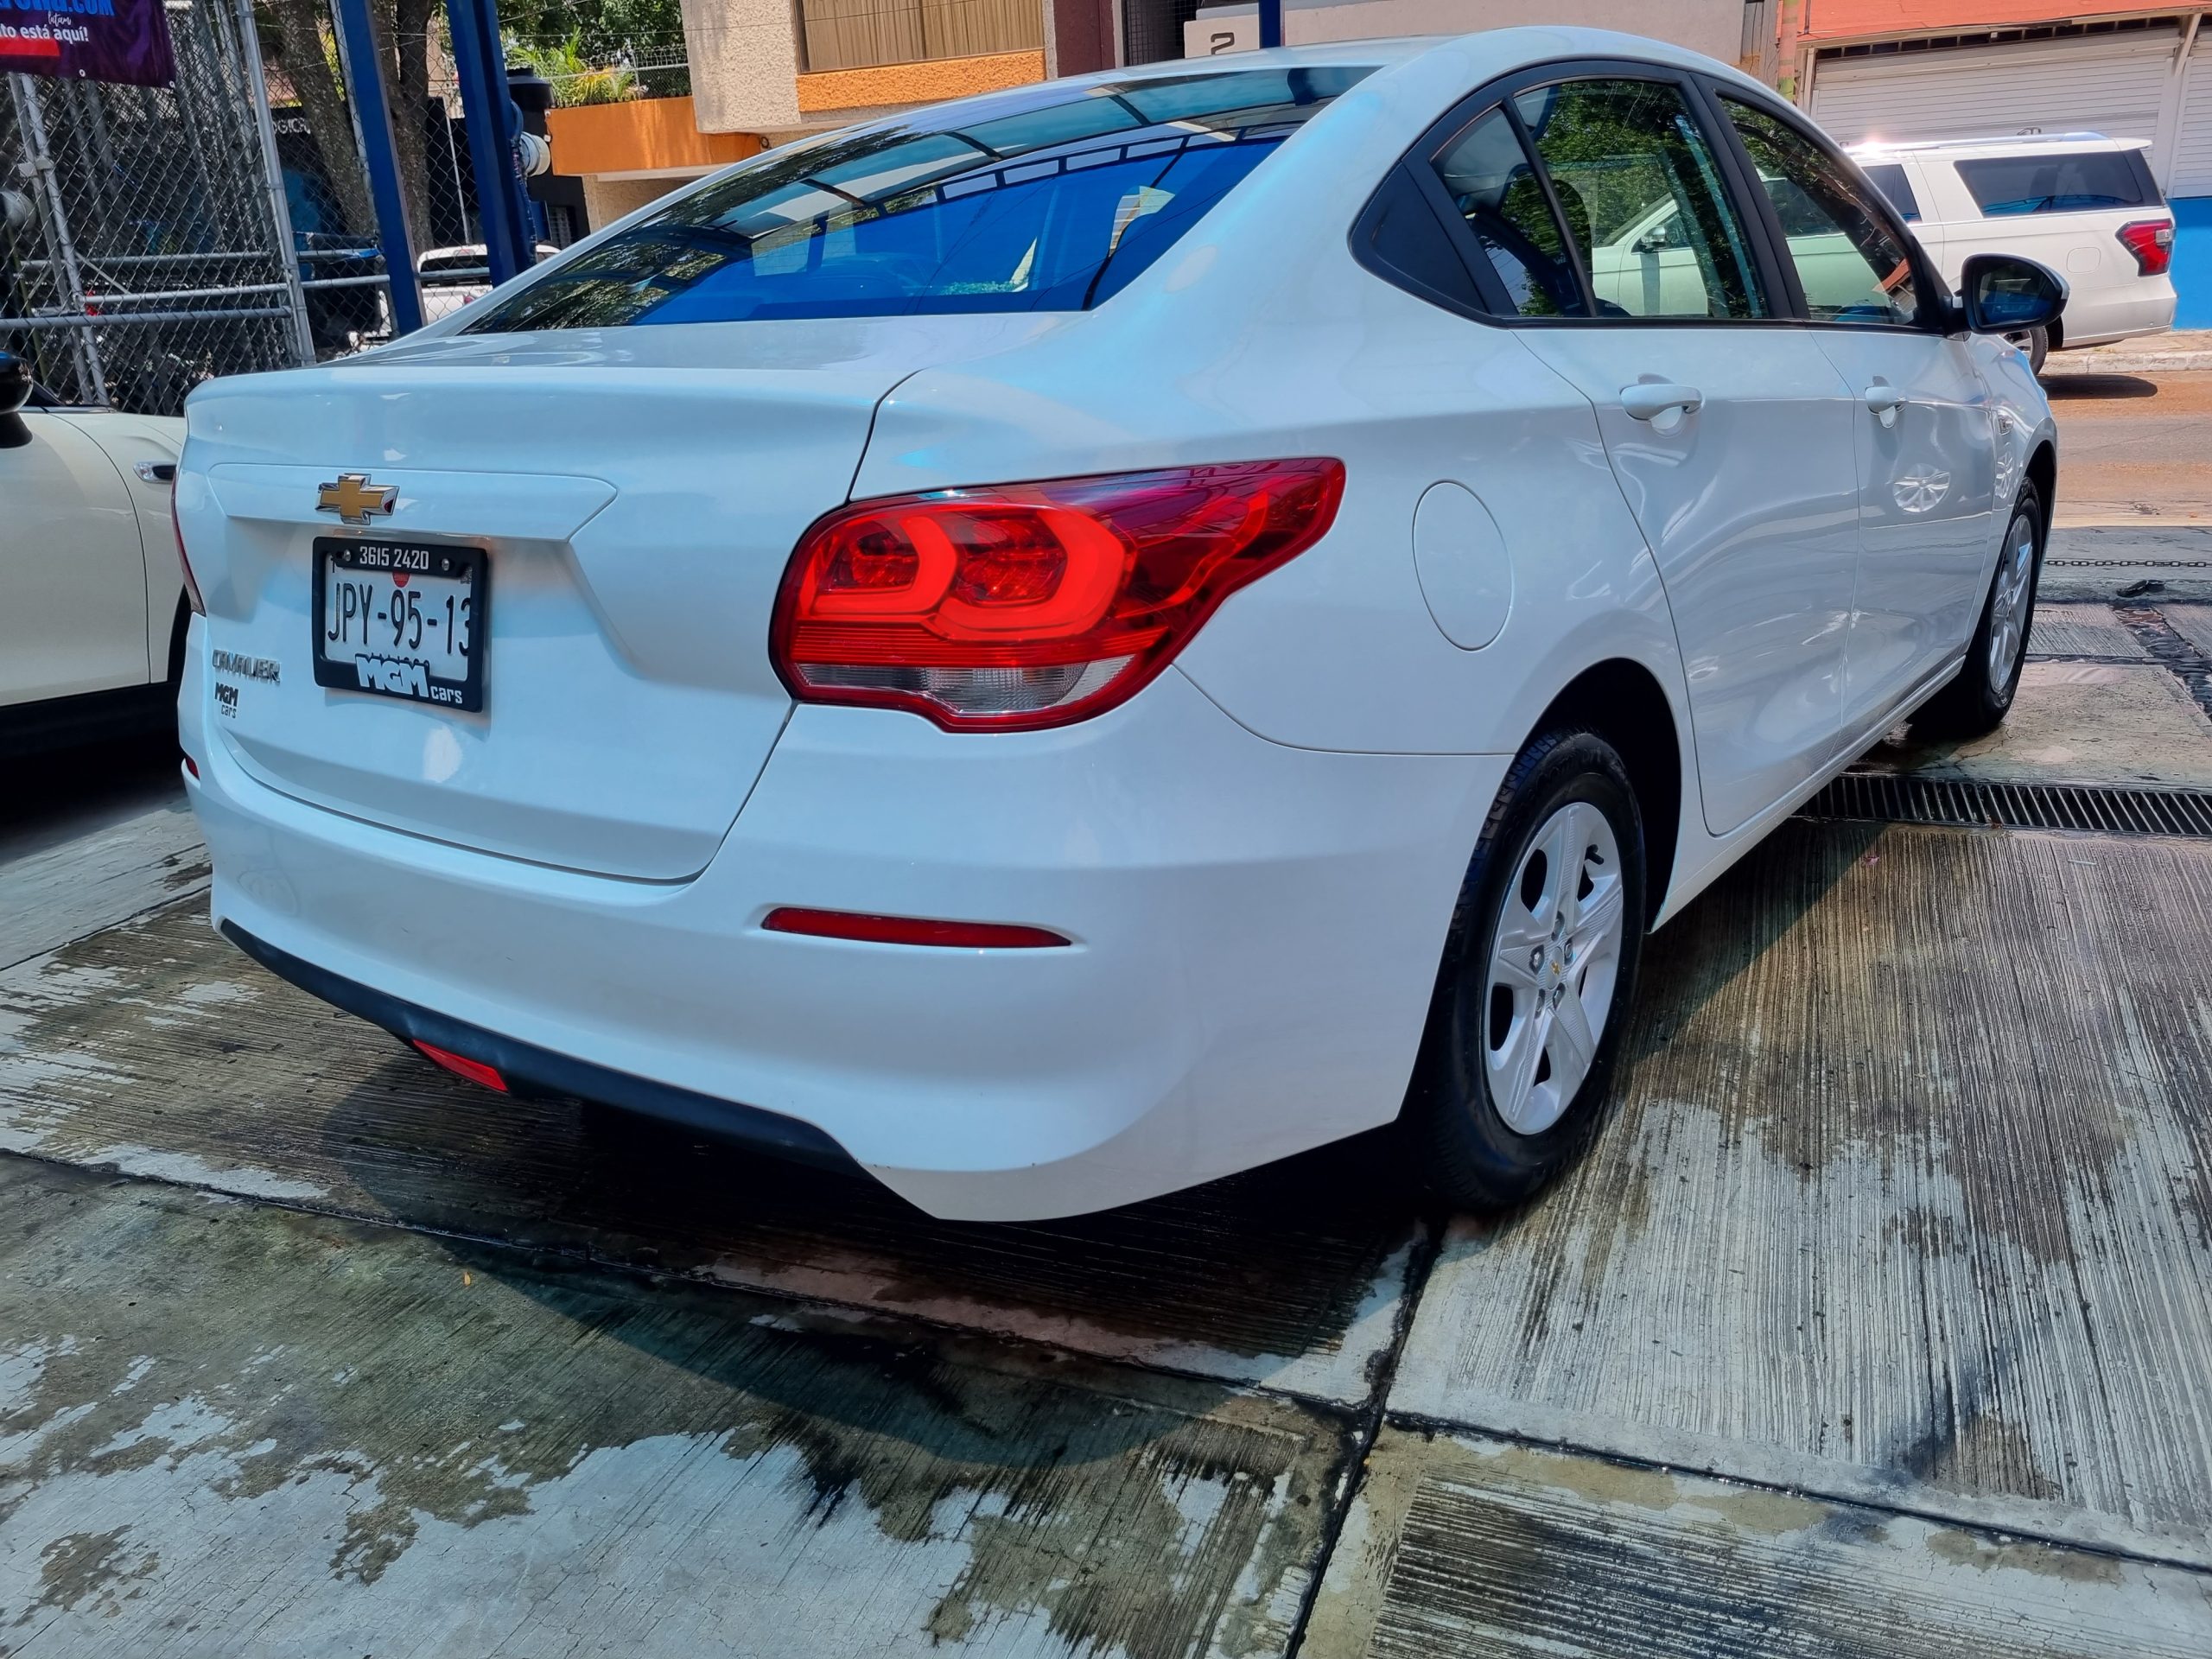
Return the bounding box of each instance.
[1848,131,2151,159]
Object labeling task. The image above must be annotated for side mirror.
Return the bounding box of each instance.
[1958,253,2066,336]
[0,351,30,416]
[0,352,30,448]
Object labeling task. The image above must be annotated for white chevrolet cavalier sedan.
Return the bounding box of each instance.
[176,30,2062,1220]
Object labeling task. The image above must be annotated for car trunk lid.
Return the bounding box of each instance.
[181,317,1060,880]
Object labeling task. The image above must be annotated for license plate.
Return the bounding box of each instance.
[313,537,486,711]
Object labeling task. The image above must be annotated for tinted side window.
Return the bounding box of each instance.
[1352,165,1486,315]
[1432,105,1586,318]
[1859,162,1920,222]
[1723,98,1923,328]
[1513,79,1768,321]
[1955,149,2158,216]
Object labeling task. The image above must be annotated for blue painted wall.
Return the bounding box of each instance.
[2176,196,2212,330]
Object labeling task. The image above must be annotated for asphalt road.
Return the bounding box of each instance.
[3,379,2211,1656]
[2046,368,2212,523]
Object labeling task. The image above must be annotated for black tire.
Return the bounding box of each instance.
[2013,326,2050,376]
[165,594,191,693]
[1911,482,2044,741]
[1407,729,1647,1211]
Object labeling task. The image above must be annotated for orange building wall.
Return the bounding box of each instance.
[547,98,765,177]
[796,48,1047,114]
[547,49,1049,181]
[1800,0,2161,41]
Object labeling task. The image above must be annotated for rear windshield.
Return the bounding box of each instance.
[1859,162,1920,222]
[420,253,486,284]
[463,66,1370,332]
[1955,149,2158,216]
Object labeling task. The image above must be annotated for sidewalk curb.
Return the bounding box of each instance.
[2042,331,2212,376]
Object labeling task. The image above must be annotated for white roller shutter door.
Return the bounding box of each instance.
[2175,38,2212,198]
[1808,33,2179,153]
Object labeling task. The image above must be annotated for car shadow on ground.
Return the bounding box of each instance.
[0,730,181,859]
[309,816,1887,1382]
[315,1044,1427,1369]
[2042,372,2158,400]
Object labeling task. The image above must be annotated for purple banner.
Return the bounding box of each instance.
[0,0,175,88]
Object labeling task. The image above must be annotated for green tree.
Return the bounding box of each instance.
[259,0,435,249]
[506,32,639,105]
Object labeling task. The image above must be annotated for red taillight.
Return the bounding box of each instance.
[169,479,206,615]
[770,460,1345,731]
[762,906,1070,949]
[2117,218,2174,276]
[412,1040,509,1092]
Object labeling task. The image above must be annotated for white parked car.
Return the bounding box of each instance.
[175,32,2061,1221]
[416,244,562,321]
[0,352,188,754]
[1849,133,2176,370]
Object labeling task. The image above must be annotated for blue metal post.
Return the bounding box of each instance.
[1258,0,1281,48]
[443,0,539,287]
[330,0,423,335]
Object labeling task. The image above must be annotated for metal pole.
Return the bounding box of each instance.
[329,0,424,334]
[442,0,536,285]
[9,74,105,404]
[1257,0,1281,49]
[235,0,317,363]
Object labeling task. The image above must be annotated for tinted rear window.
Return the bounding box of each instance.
[1859,162,1919,222]
[1955,149,2158,216]
[463,67,1370,332]
[420,254,487,284]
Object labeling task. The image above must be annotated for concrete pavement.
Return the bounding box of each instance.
[5,375,2212,1656]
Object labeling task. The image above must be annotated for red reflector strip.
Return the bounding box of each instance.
[412,1039,510,1091]
[762,906,1070,950]
[181,753,200,779]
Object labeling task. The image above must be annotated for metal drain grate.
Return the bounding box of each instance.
[1801,773,2212,836]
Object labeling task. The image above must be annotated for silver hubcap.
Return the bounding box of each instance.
[1484,800,1627,1135]
[1986,517,2037,695]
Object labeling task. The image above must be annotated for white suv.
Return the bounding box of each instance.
[1847,133,2176,370]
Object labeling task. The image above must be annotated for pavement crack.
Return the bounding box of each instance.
[1282,1194,1450,1658]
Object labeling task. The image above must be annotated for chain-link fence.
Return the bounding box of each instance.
[4,4,654,415]
[1121,0,1203,66]
[0,0,353,413]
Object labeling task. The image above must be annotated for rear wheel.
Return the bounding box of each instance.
[1912,483,2043,740]
[1408,729,1646,1211]
[2009,326,2050,376]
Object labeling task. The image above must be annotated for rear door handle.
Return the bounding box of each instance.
[1863,385,1908,427]
[1620,383,1704,424]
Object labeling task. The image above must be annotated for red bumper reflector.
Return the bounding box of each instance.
[762,906,1069,950]
[181,753,200,779]
[413,1039,509,1091]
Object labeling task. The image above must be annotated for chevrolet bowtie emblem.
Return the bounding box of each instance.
[316,473,397,525]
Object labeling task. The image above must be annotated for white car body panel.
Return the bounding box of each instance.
[1511,325,1863,836]
[175,29,2057,1218]
[1,404,185,709]
[1808,328,1998,730]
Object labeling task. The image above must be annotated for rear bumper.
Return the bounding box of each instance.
[184,644,1503,1220]
[219,918,857,1172]
[2058,282,2177,349]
